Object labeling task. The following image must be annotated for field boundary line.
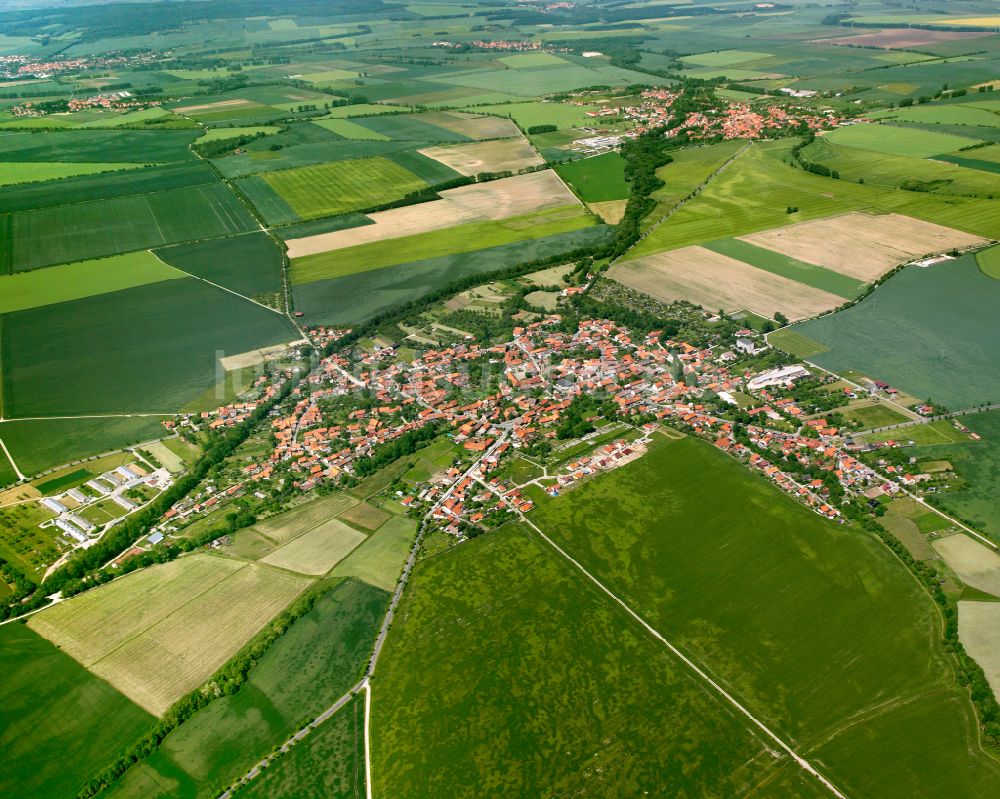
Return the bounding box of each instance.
[486,481,849,799]
[364,678,373,799]
[0,436,25,481]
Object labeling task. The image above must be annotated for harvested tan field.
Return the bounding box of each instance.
[741,212,988,281]
[285,170,578,258]
[813,29,993,49]
[933,534,1000,598]
[589,199,628,224]
[254,492,359,544]
[174,98,255,113]
[958,601,1000,696]
[261,518,366,575]
[609,246,843,321]
[420,110,520,140]
[218,340,303,371]
[418,138,543,177]
[29,555,309,715]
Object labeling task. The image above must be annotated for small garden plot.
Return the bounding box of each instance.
[608,246,843,321]
[823,124,981,158]
[251,156,427,222]
[418,137,542,177]
[740,212,987,282]
[933,534,1000,598]
[285,169,579,259]
[261,518,367,576]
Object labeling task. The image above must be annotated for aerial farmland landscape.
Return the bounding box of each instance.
[2,0,1000,797]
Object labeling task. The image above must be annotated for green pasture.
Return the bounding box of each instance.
[458,100,599,130]
[254,157,427,223]
[331,516,417,591]
[555,152,630,202]
[0,161,146,186]
[108,578,387,799]
[977,245,1000,279]
[0,251,185,314]
[292,205,595,284]
[1,278,298,416]
[872,104,1000,129]
[801,137,1000,197]
[792,256,1000,409]
[824,124,981,158]
[863,420,970,447]
[321,103,410,118]
[2,182,257,273]
[0,161,217,213]
[0,623,154,798]
[197,126,281,143]
[529,435,1000,797]
[292,225,612,325]
[0,129,199,163]
[313,118,391,140]
[839,403,912,429]
[431,62,668,97]
[238,696,363,799]
[499,52,569,69]
[155,232,283,298]
[372,524,788,798]
[0,417,167,477]
[352,113,469,143]
[646,139,746,227]
[629,142,1000,259]
[681,49,773,67]
[703,238,864,299]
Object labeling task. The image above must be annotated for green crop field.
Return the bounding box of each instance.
[801,138,1000,197]
[197,125,281,142]
[313,117,391,140]
[0,416,167,477]
[0,161,146,186]
[703,238,865,298]
[321,103,410,119]
[527,435,1000,797]
[351,113,469,143]
[0,161,218,213]
[250,157,427,223]
[292,225,612,325]
[292,205,596,284]
[155,232,283,298]
[791,256,1000,409]
[106,578,386,799]
[331,516,416,590]
[2,182,258,273]
[0,623,154,798]
[978,245,1000,279]
[629,142,1000,259]
[372,523,813,798]
[555,152,630,202]
[824,124,982,158]
[0,129,199,162]
[872,104,1000,128]
[0,251,186,314]
[681,49,773,67]
[459,100,599,131]
[646,139,747,227]
[237,696,364,799]
[2,278,298,416]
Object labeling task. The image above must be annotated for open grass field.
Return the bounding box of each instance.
[978,244,1000,279]
[0,129,199,163]
[958,602,1000,697]
[285,169,578,259]
[418,137,542,177]
[703,238,864,299]
[339,501,390,531]
[608,245,844,321]
[741,212,986,281]
[0,623,154,798]
[237,695,364,799]
[246,156,427,223]
[197,125,281,142]
[292,225,612,326]
[373,522,828,797]
[313,117,391,140]
[154,232,283,298]
[29,554,310,715]
[0,416,167,477]
[790,256,1000,409]
[0,161,218,213]
[839,402,912,428]
[630,143,1000,259]
[0,250,185,314]
[349,113,470,143]
[646,139,747,225]
[460,100,600,131]
[873,104,1000,128]
[2,182,258,273]
[2,278,299,416]
[934,535,1000,598]
[0,160,146,186]
[681,49,773,67]
[823,124,981,158]
[106,577,386,799]
[527,435,1000,797]
[863,419,971,446]
[331,516,416,591]
[253,493,359,544]
[292,204,594,284]
[322,103,409,118]
[555,151,630,202]
[261,519,367,576]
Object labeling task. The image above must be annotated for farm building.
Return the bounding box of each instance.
[748,365,811,391]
